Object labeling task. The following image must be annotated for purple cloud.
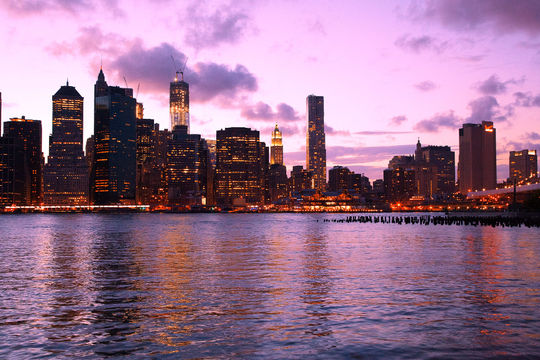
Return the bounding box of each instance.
[1,0,122,16]
[513,92,540,107]
[466,95,507,122]
[475,74,521,95]
[389,115,408,126]
[183,2,250,49]
[325,125,350,136]
[47,26,129,57]
[355,130,411,135]
[395,34,448,53]
[414,111,461,132]
[241,102,301,122]
[108,42,257,103]
[418,0,540,35]
[414,81,437,92]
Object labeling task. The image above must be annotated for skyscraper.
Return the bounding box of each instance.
[170,71,189,132]
[215,127,266,206]
[43,82,88,205]
[328,166,351,192]
[167,125,209,205]
[509,150,537,183]
[458,121,496,193]
[91,69,137,205]
[2,116,42,205]
[415,143,455,196]
[271,123,283,165]
[306,95,326,190]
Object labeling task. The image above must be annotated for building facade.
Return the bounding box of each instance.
[91,69,137,205]
[306,95,326,191]
[215,127,266,206]
[44,82,88,205]
[509,149,537,183]
[416,143,455,195]
[2,117,42,205]
[458,121,496,193]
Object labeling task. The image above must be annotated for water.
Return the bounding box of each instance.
[0,213,539,359]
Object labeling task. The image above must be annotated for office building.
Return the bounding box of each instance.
[415,141,455,195]
[509,150,537,183]
[458,121,496,193]
[215,127,266,206]
[290,165,313,193]
[1,117,42,205]
[383,167,416,202]
[43,82,88,205]
[268,164,288,203]
[170,71,189,132]
[91,68,137,204]
[167,125,209,205]
[328,166,351,192]
[306,95,326,190]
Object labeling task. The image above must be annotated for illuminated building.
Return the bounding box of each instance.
[136,118,155,204]
[167,125,209,205]
[136,102,144,120]
[458,121,496,193]
[509,150,537,183]
[383,167,416,202]
[328,166,351,192]
[170,72,189,132]
[268,164,288,203]
[389,155,415,170]
[1,116,42,205]
[91,68,137,205]
[85,135,94,172]
[215,127,267,206]
[306,95,326,190]
[271,124,283,165]
[43,82,88,205]
[415,141,455,195]
[290,165,313,193]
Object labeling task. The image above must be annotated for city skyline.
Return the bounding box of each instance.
[1,1,540,181]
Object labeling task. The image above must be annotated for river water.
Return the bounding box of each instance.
[0,213,539,359]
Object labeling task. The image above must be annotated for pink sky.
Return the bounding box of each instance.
[1,0,539,181]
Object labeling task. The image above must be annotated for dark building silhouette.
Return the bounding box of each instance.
[383,167,416,202]
[0,136,26,205]
[44,82,88,205]
[1,117,42,205]
[290,165,313,193]
[136,118,155,204]
[350,173,371,194]
[91,69,137,205]
[268,164,288,203]
[271,124,283,165]
[328,166,351,192]
[509,149,537,183]
[170,71,189,132]
[458,121,496,193]
[167,125,209,205]
[215,127,267,206]
[306,95,326,190]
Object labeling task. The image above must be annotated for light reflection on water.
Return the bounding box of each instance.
[0,213,539,359]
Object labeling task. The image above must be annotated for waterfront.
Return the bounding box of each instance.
[1,213,539,359]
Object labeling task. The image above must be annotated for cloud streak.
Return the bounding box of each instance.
[241,101,301,122]
[395,34,448,53]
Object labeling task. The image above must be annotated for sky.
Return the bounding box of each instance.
[1,0,540,182]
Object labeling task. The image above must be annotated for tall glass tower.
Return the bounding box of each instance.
[306,95,326,191]
[170,72,190,132]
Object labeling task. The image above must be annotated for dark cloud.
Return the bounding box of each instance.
[416,0,540,35]
[1,0,121,16]
[513,92,540,107]
[259,124,302,137]
[466,95,508,122]
[414,111,461,132]
[241,102,301,122]
[395,34,448,53]
[325,126,350,136]
[389,115,408,126]
[183,2,250,49]
[109,42,257,103]
[414,81,437,92]
[475,74,521,95]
